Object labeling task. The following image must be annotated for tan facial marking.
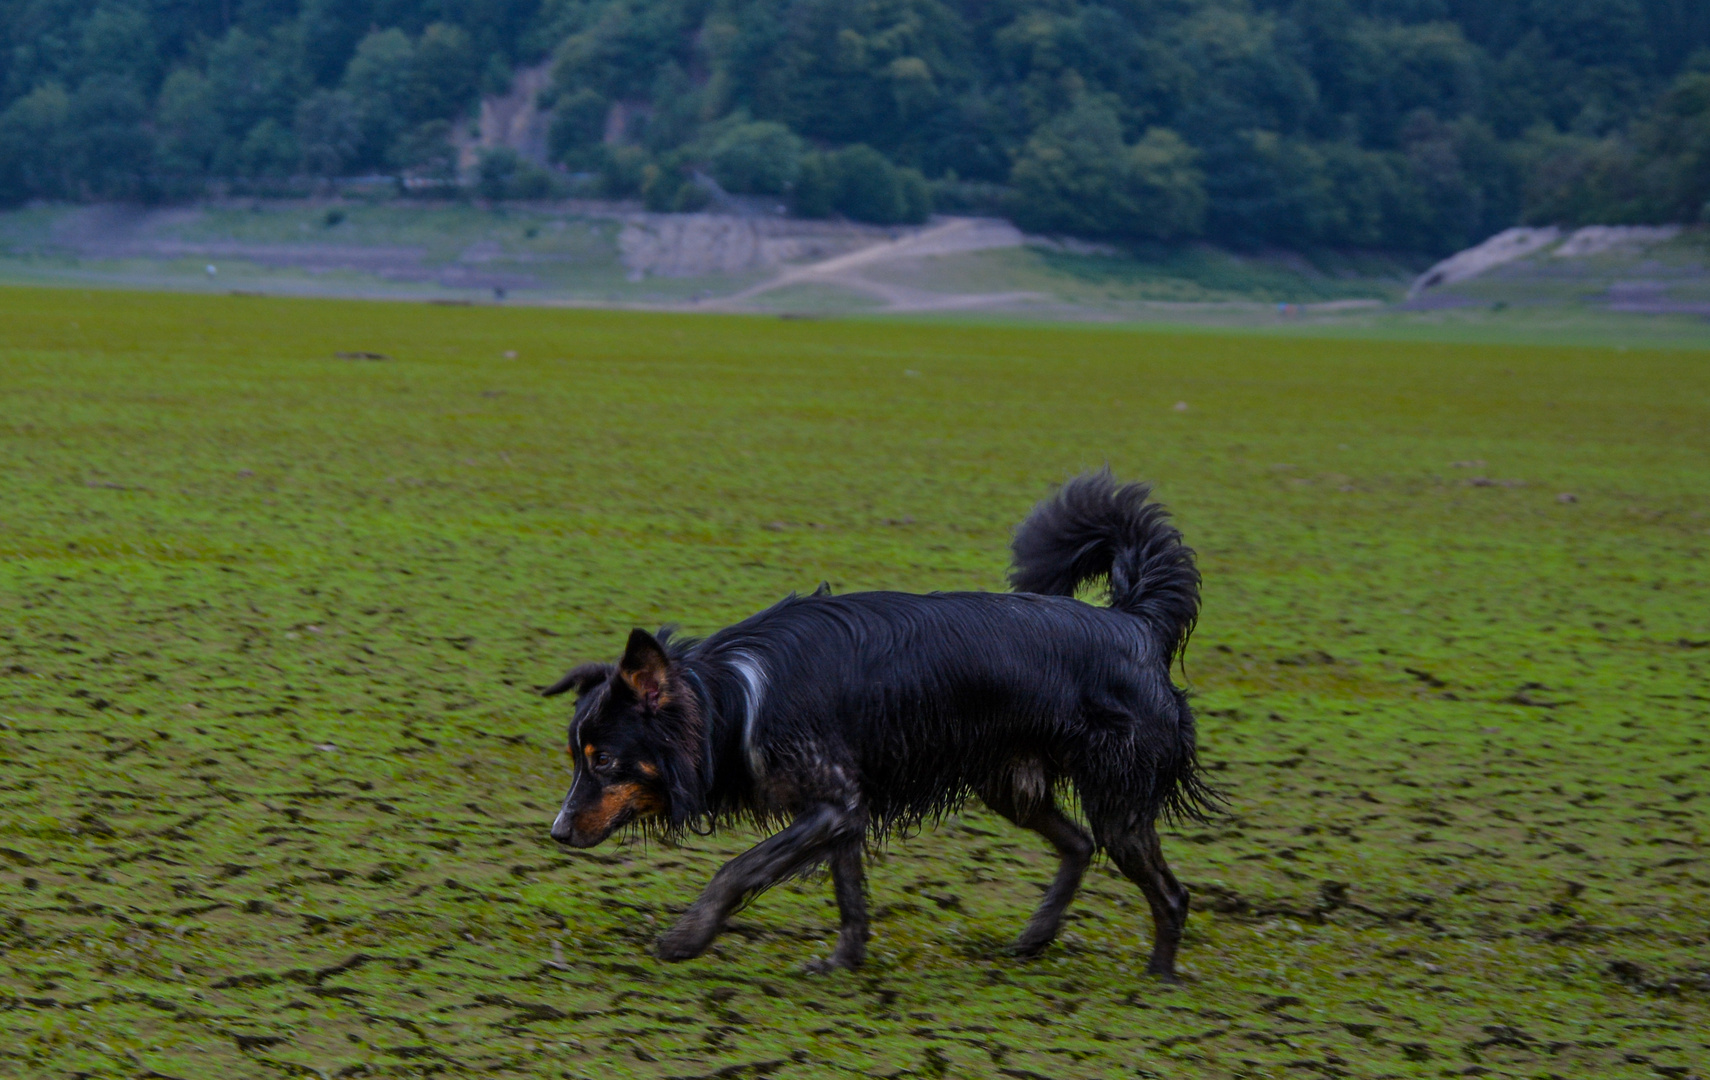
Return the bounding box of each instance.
[573,781,662,835]
[637,761,659,778]
[583,743,597,762]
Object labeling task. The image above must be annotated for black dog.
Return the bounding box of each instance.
[543,470,1211,976]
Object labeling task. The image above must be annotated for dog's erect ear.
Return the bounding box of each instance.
[542,662,616,698]
[618,628,671,709]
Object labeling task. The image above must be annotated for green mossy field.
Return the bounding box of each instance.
[1,286,1707,1079]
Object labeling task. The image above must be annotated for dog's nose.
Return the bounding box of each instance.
[549,809,578,845]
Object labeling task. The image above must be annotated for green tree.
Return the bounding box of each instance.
[477,147,520,199]
[77,3,160,93]
[299,0,372,87]
[790,151,834,217]
[599,144,650,197]
[705,118,803,195]
[391,120,456,178]
[548,88,609,164]
[0,85,70,203]
[66,74,153,198]
[1198,129,1337,248]
[1009,100,1205,240]
[206,28,303,143]
[237,118,299,178]
[342,28,415,168]
[1634,68,1710,220]
[641,153,709,211]
[408,23,479,123]
[296,89,363,176]
[154,69,221,177]
[824,144,929,224]
[1123,129,1209,239]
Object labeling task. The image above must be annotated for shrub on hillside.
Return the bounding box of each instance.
[802,144,929,225]
[642,155,711,212]
[297,90,363,177]
[0,85,70,203]
[549,88,608,165]
[791,153,834,218]
[1009,100,1205,241]
[705,119,804,195]
[599,145,649,198]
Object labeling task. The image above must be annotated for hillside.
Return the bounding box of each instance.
[3,0,1710,252]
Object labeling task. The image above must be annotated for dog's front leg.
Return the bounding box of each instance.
[804,842,867,973]
[657,804,851,962]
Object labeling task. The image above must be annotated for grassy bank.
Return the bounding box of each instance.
[1,287,1706,1078]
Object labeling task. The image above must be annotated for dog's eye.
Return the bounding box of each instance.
[593,752,614,770]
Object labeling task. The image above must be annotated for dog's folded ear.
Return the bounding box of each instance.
[619,628,672,710]
[542,662,616,697]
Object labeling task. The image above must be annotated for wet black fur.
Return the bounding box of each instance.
[545,469,1211,975]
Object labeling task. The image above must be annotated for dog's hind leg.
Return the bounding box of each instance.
[1010,804,1094,956]
[982,775,1094,957]
[1104,821,1189,980]
[805,842,868,973]
[657,803,858,962]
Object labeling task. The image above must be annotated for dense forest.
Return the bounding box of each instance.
[3,0,1709,252]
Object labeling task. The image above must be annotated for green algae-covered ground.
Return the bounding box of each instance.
[1,286,1706,1079]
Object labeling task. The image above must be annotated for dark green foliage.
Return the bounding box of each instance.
[509,160,560,199]
[825,144,930,225]
[4,0,1710,246]
[153,70,220,178]
[390,118,456,178]
[1009,100,1206,241]
[205,29,303,147]
[641,156,711,212]
[65,74,153,198]
[408,23,479,124]
[476,146,562,199]
[476,146,520,200]
[0,85,70,201]
[598,143,649,198]
[295,90,363,177]
[548,88,609,164]
[790,151,834,218]
[1518,61,1710,224]
[236,117,299,179]
[341,28,415,169]
[704,118,804,196]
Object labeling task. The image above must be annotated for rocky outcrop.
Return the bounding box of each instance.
[1410,224,1687,297]
[454,62,553,174]
[1408,227,1560,298]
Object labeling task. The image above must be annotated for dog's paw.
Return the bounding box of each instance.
[803,953,861,975]
[655,928,712,962]
[1008,926,1058,958]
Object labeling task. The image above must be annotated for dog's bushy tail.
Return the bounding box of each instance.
[1012,470,1215,826]
[1009,469,1200,662]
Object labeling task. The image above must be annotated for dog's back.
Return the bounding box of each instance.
[694,587,1200,831]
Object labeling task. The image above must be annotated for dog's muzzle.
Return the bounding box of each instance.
[549,805,582,845]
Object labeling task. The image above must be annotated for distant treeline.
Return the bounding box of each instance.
[3,0,1709,252]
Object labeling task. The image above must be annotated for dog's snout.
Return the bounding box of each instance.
[550,801,582,846]
[549,813,576,845]
[550,798,605,847]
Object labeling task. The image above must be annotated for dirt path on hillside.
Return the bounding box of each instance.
[712,217,1038,311]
